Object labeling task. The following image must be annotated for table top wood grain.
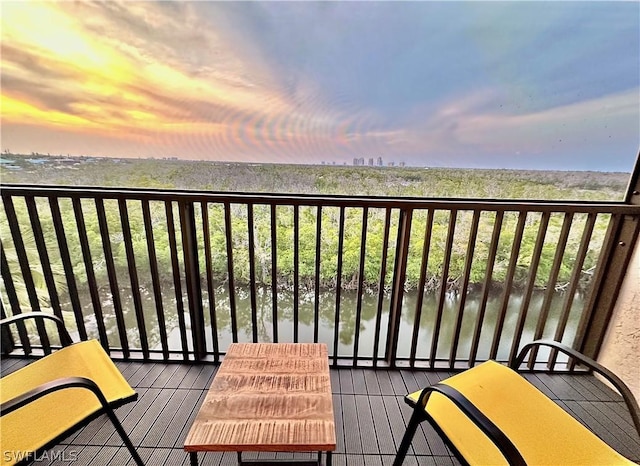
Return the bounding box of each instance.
[184,343,336,453]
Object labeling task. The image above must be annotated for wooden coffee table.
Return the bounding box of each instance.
[184,343,336,465]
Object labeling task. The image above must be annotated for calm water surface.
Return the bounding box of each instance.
[70,286,582,362]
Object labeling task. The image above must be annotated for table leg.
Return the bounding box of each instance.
[326,451,332,466]
[190,452,198,466]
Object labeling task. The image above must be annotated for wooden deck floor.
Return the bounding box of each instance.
[2,358,639,465]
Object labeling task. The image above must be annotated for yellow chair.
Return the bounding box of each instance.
[0,313,144,466]
[394,340,640,465]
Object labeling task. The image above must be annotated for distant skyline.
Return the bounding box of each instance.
[1,1,638,172]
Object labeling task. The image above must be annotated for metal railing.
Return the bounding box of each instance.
[1,184,639,370]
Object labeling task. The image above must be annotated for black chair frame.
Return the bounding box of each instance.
[393,339,640,466]
[1,312,144,466]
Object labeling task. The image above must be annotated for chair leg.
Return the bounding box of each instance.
[393,409,424,466]
[104,406,144,465]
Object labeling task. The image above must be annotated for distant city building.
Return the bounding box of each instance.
[358,157,365,166]
[377,157,383,167]
[353,157,358,166]
[399,161,406,167]
[388,161,395,167]
[368,158,374,166]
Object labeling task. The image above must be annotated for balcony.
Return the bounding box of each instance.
[1,173,640,464]
[2,357,639,465]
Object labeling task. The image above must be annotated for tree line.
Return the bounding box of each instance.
[0,154,626,312]
[1,195,609,314]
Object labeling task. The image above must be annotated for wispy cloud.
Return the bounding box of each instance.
[371,88,639,169]
[1,1,382,161]
[1,1,638,169]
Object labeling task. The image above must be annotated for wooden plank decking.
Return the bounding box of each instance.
[2,357,639,465]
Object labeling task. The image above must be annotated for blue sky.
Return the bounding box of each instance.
[1,1,638,171]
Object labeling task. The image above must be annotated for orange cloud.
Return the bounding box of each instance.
[0,2,391,161]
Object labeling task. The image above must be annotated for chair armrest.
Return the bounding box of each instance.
[512,339,640,437]
[1,376,109,416]
[0,312,73,347]
[1,376,144,466]
[0,365,144,465]
[413,384,526,466]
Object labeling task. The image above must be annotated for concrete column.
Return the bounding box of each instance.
[598,236,640,402]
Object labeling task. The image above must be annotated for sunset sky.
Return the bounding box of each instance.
[1,1,638,171]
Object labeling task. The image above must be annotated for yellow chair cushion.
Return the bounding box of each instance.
[0,340,135,465]
[407,360,635,465]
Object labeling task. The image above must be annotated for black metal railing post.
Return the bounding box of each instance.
[48,197,86,341]
[247,203,258,343]
[0,301,15,354]
[332,207,346,367]
[96,198,130,358]
[386,208,413,367]
[1,194,50,352]
[166,201,189,360]
[24,196,63,322]
[142,199,170,360]
[409,209,434,367]
[468,210,504,367]
[224,201,238,343]
[372,208,392,367]
[118,199,149,359]
[270,204,278,343]
[179,201,207,360]
[201,201,220,361]
[0,243,30,353]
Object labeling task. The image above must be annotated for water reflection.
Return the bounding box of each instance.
[70,285,582,362]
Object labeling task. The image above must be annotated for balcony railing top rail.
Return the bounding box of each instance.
[4,183,640,213]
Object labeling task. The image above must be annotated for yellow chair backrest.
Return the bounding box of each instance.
[0,340,136,466]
